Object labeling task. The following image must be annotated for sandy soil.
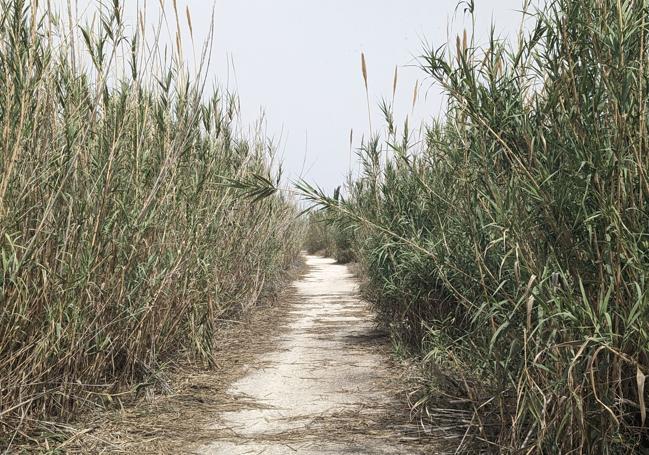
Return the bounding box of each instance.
[71,255,437,454]
[198,255,431,454]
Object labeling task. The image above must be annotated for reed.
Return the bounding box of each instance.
[303,211,354,264]
[0,0,302,448]
[297,0,649,451]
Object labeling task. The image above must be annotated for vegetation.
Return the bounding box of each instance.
[295,0,649,452]
[4,0,649,451]
[0,0,301,447]
[303,211,354,263]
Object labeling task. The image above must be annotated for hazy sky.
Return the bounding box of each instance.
[73,0,532,192]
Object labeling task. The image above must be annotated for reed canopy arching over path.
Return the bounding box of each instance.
[287,0,649,452]
[0,0,302,447]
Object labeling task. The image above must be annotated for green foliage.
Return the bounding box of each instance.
[307,0,649,452]
[303,210,355,263]
[0,0,302,447]
[303,212,335,255]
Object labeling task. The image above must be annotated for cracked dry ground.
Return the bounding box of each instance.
[77,255,438,454]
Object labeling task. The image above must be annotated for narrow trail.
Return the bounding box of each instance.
[200,255,429,454]
[74,255,435,453]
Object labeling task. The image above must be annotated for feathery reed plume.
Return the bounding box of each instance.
[172,0,182,58]
[349,128,354,170]
[186,6,193,41]
[361,51,368,90]
[411,79,418,113]
[392,65,398,104]
[361,51,372,133]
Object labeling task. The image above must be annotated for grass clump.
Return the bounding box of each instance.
[0,0,302,448]
[296,0,649,452]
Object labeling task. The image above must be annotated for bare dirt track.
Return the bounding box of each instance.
[199,255,431,454]
[74,255,436,454]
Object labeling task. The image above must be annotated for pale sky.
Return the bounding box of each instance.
[71,0,534,192]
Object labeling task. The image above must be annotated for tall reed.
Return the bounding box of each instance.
[295,0,649,451]
[303,210,354,264]
[0,0,302,447]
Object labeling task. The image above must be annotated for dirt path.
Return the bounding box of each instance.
[198,255,429,454]
[74,255,435,454]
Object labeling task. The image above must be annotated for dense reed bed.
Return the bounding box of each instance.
[0,0,301,447]
[303,211,354,263]
[296,0,649,452]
